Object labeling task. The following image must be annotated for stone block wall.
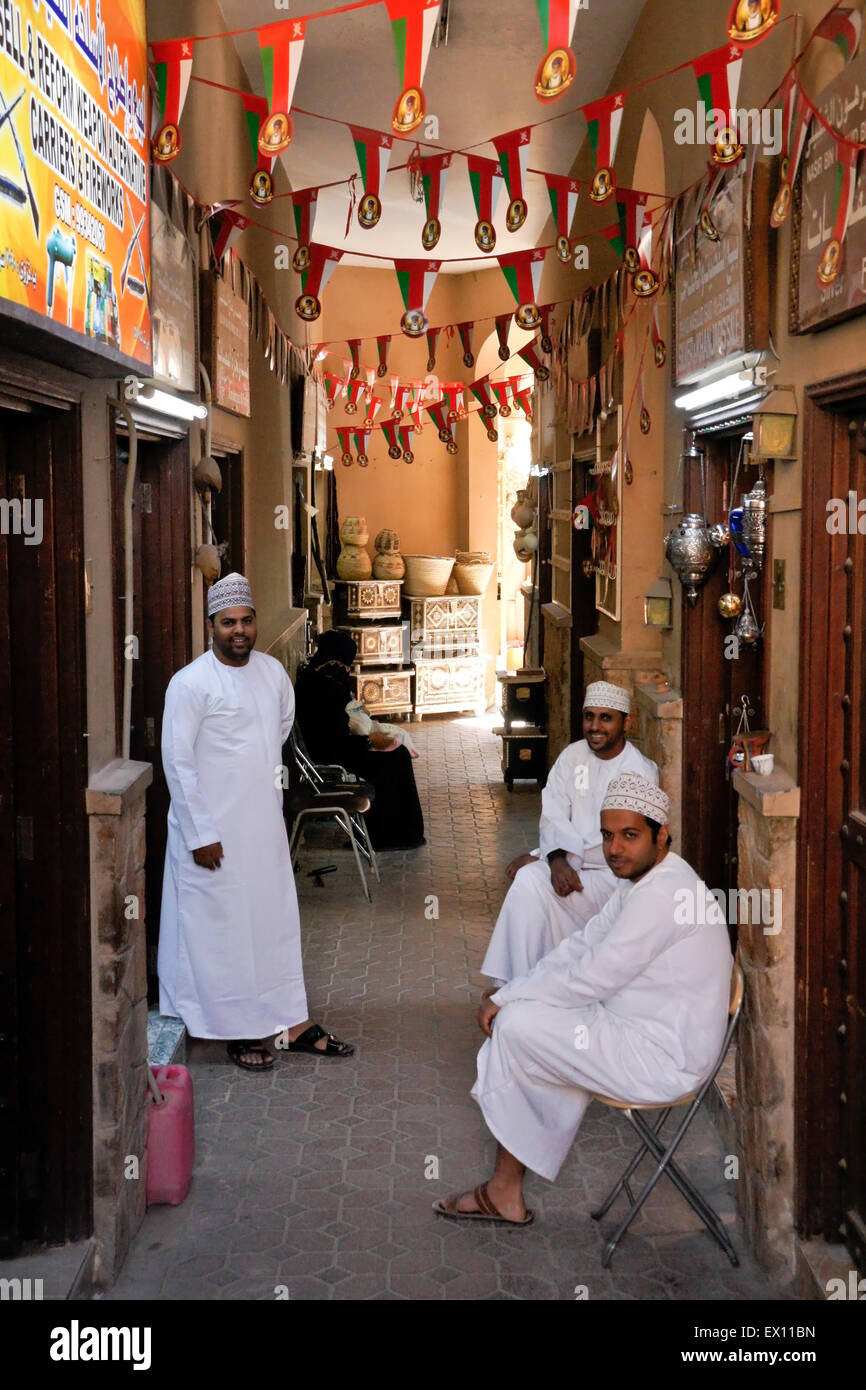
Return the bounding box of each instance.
[733,772,800,1284]
[86,760,153,1287]
[634,682,683,850]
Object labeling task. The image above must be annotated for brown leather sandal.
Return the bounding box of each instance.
[433,1182,534,1226]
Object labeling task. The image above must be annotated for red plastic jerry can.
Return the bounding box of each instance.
[146,1064,195,1206]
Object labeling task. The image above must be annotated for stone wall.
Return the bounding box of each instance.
[86,760,153,1287]
[633,681,683,850]
[732,770,800,1283]
[540,615,572,765]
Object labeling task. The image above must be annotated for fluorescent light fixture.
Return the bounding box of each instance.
[135,383,208,421]
[674,372,760,414]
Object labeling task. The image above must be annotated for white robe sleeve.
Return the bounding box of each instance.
[280,669,295,743]
[538,749,586,861]
[491,875,681,1011]
[162,676,221,852]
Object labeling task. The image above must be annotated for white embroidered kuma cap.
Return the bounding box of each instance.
[601,773,671,824]
[584,681,630,714]
[207,572,254,618]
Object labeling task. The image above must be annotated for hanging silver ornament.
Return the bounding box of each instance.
[734,610,760,645]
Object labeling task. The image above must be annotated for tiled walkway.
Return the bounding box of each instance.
[106,715,784,1302]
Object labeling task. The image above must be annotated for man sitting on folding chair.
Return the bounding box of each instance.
[434,773,732,1231]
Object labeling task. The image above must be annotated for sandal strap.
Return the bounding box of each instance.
[474,1183,502,1218]
[293,1023,327,1047]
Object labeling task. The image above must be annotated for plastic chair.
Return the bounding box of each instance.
[589,955,745,1268]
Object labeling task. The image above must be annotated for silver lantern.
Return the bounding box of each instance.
[741,476,768,572]
[664,513,724,605]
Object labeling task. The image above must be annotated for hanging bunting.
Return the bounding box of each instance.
[469,379,499,432]
[498,248,546,329]
[347,340,362,379]
[323,373,343,409]
[692,44,744,166]
[257,20,306,155]
[351,428,372,466]
[545,173,580,262]
[512,379,534,421]
[539,303,556,354]
[492,382,513,417]
[210,207,249,262]
[291,188,319,272]
[385,0,441,137]
[443,383,464,418]
[151,39,194,163]
[612,190,649,274]
[241,94,275,206]
[336,426,353,466]
[639,366,651,434]
[583,90,626,202]
[409,394,426,430]
[427,399,453,442]
[418,152,452,250]
[533,0,579,102]
[813,6,862,61]
[518,338,551,381]
[467,155,504,252]
[426,326,440,371]
[344,379,366,415]
[376,335,391,378]
[493,127,532,232]
[727,0,780,47]
[392,381,413,418]
[351,126,394,228]
[770,87,810,227]
[364,396,384,427]
[457,322,475,368]
[398,425,415,462]
[494,312,512,361]
[817,144,860,287]
[394,257,441,336]
[295,243,343,321]
[651,302,667,367]
[381,417,403,458]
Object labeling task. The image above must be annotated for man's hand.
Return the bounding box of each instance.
[477,995,501,1038]
[193,842,224,870]
[505,852,537,881]
[550,857,583,897]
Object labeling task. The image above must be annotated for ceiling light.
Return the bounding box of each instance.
[123,378,208,421]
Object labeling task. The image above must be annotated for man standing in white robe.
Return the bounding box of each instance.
[435,774,732,1225]
[481,682,658,985]
[158,572,354,1069]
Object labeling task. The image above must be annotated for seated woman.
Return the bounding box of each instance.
[293,630,425,851]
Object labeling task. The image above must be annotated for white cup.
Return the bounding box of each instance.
[752,753,774,776]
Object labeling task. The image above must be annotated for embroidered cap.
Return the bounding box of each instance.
[584,680,630,715]
[207,572,255,618]
[601,773,671,825]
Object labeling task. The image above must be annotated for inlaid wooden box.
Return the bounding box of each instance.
[353,667,414,717]
[493,724,548,789]
[414,656,485,718]
[337,622,405,665]
[335,579,403,620]
[405,594,482,660]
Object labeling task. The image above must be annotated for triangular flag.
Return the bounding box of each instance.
[457,322,475,368]
[518,338,551,381]
[291,188,319,272]
[347,340,362,379]
[351,428,372,465]
[466,155,504,252]
[813,6,862,62]
[692,44,744,166]
[241,93,275,205]
[381,417,402,457]
[323,373,343,408]
[582,90,627,202]
[385,0,441,137]
[210,207,249,263]
[376,335,391,378]
[816,144,861,287]
[533,0,579,102]
[498,248,546,329]
[257,20,306,156]
[418,152,452,250]
[545,172,580,261]
[398,425,416,461]
[425,326,440,369]
[344,379,366,414]
[495,313,512,361]
[336,427,353,465]
[493,127,533,232]
[394,258,441,336]
[151,38,194,163]
[295,244,343,322]
[351,125,394,228]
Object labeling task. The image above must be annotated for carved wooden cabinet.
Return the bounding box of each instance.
[335,578,403,621]
[405,593,485,717]
[352,667,413,717]
[339,623,405,666]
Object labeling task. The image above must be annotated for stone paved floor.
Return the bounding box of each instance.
[105,714,785,1302]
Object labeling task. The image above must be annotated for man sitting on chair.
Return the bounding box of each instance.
[434,775,732,1226]
[482,682,658,985]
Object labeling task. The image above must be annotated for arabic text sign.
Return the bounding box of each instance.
[675,173,746,385]
[797,51,866,331]
[0,0,151,368]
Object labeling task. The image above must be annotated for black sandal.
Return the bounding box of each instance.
[226,1039,275,1071]
[286,1023,354,1058]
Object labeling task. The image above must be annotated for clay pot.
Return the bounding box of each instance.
[510,489,536,529]
[196,544,221,584]
[340,515,369,547]
[373,551,405,580]
[374,528,401,553]
[336,544,372,580]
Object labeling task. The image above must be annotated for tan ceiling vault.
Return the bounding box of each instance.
[213,0,648,271]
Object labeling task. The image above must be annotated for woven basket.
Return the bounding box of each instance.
[402,554,455,596]
[454,560,494,595]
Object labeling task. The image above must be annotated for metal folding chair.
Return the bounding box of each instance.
[285,725,379,895]
[589,955,745,1268]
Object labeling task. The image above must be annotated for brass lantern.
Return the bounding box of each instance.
[751,388,798,460]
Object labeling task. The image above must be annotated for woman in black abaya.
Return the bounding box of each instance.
[293,630,425,851]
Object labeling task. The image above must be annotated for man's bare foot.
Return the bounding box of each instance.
[435,1181,532,1225]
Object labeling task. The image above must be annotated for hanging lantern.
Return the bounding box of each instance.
[734,609,760,644]
[664,513,722,604]
[740,476,768,571]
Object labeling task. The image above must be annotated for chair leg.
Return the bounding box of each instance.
[627,1112,739,1265]
[334,810,371,903]
[289,812,306,859]
[356,813,380,882]
[590,1108,670,1221]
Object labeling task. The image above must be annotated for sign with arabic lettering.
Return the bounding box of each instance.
[0,0,150,370]
[793,51,866,332]
[674,170,748,385]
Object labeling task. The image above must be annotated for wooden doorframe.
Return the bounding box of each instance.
[796,367,866,1246]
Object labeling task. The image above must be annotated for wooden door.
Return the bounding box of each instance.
[0,406,90,1254]
[681,433,770,910]
[114,430,191,1002]
[798,374,866,1273]
[570,453,599,741]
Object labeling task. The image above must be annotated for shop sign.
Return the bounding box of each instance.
[202,272,250,417]
[791,51,866,333]
[0,0,150,370]
[151,202,195,391]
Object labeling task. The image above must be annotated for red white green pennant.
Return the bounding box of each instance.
[323,373,343,409]
[466,155,504,252]
[241,94,275,206]
[381,417,402,458]
[533,0,579,102]
[425,327,440,370]
[813,6,862,62]
[344,379,366,413]
[351,428,372,466]
[151,39,194,163]
[394,258,441,336]
[457,322,475,368]
[376,335,391,377]
[817,145,860,287]
[257,20,306,156]
[518,338,551,381]
[398,425,415,462]
[336,427,353,465]
[498,248,546,329]
[494,313,512,361]
[493,127,533,232]
[545,172,580,261]
[291,188,319,272]
[364,397,384,427]
[347,340,362,379]
[691,44,744,165]
[582,90,626,202]
[351,126,394,228]
[295,244,343,322]
[385,0,441,137]
[210,206,249,262]
[418,152,451,250]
